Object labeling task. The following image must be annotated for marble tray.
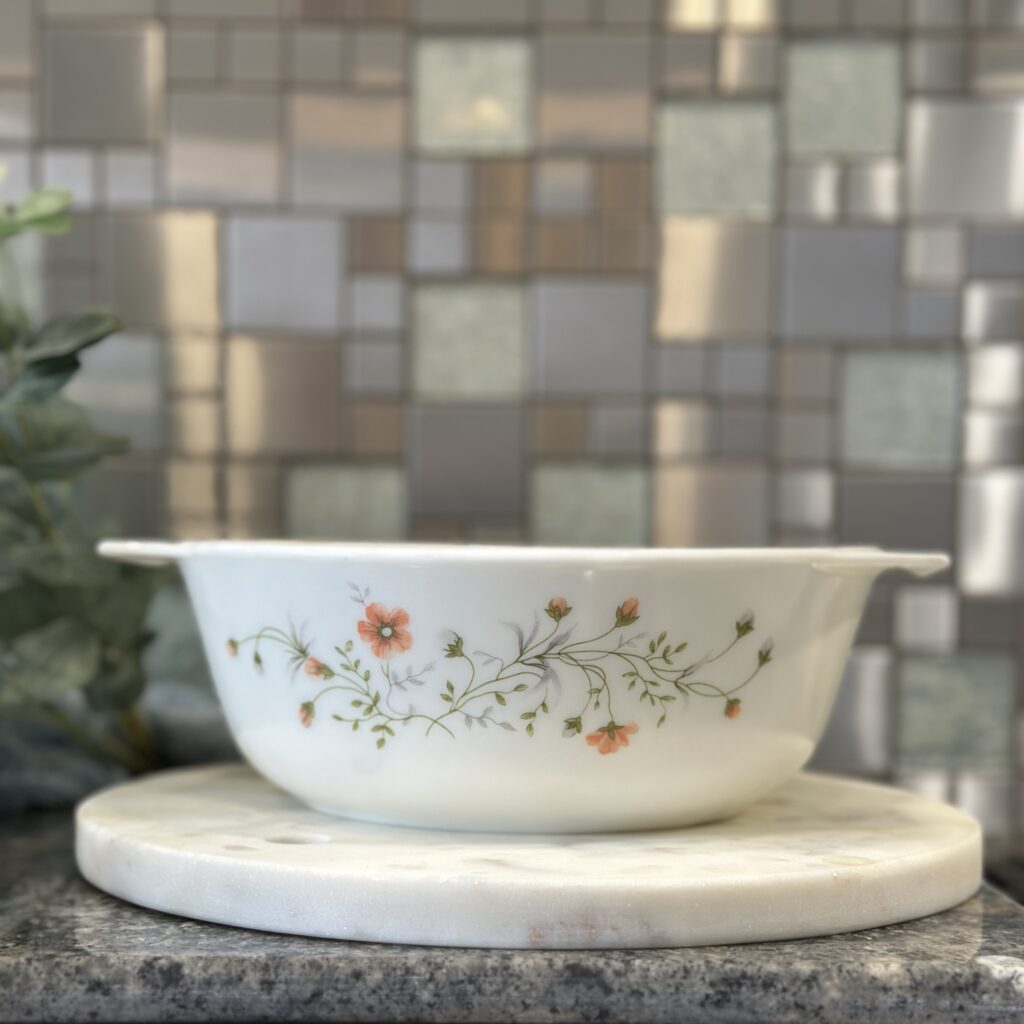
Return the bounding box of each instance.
[75,763,982,950]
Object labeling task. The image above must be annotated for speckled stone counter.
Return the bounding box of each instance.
[2,813,1024,1024]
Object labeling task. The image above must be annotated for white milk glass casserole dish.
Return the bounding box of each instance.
[99,541,948,833]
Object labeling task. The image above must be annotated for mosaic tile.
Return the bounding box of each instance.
[349,400,405,458]
[352,30,405,88]
[538,35,651,150]
[416,0,530,23]
[969,227,1024,276]
[532,280,648,395]
[228,28,281,82]
[351,276,404,331]
[286,465,406,541]
[959,469,1024,595]
[168,28,218,81]
[474,218,527,275]
[474,159,529,211]
[41,150,95,208]
[727,0,777,28]
[531,404,588,458]
[533,159,592,214]
[0,149,31,204]
[601,0,657,23]
[166,459,218,520]
[413,159,470,212]
[0,0,32,77]
[660,34,716,93]
[103,149,157,206]
[960,597,1021,647]
[718,406,771,458]
[909,0,965,26]
[412,284,524,400]
[786,42,901,157]
[777,349,834,404]
[657,219,773,341]
[972,0,1024,27]
[908,37,966,93]
[588,404,648,457]
[665,0,721,30]
[776,469,833,530]
[846,160,901,222]
[657,103,776,217]
[898,653,1016,770]
[779,226,899,340]
[908,100,1024,218]
[785,0,841,26]
[712,345,771,397]
[652,345,708,396]
[719,34,778,94]
[226,463,281,538]
[411,407,525,518]
[351,217,405,272]
[963,281,1024,341]
[653,400,714,458]
[599,222,653,273]
[852,0,906,27]
[894,586,959,653]
[784,162,840,222]
[407,218,468,275]
[531,464,648,546]
[44,25,162,143]
[841,351,961,470]
[167,94,280,204]
[290,94,404,210]
[344,339,403,396]
[289,27,345,84]
[597,158,650,215]
[900,288,960,340]
[165,333,219,394]
[78,459,165,539]
[167,397,220,457]
[541,0,591,23]
[533,219,593,272]
[968,344,1024,408]
[964,410,1024,467]
[654,463,769,546]
[838,476,956,551]
[169,0,275,14]
[904,226,963,285]
[415,39,531,153]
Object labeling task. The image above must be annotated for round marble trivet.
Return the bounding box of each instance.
[75,763,982,950]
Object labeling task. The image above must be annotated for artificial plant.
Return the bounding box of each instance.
[0,183,163,774]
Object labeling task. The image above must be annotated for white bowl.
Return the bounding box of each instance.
[99,541,948,833]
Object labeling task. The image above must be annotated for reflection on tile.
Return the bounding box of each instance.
[0,1,33,77]
[777,408,833,461]
[652,345,707,395]
[290,94,404,210]
[727,0,777,28]
[534,159,592,214]
[839,476,956,550]
[228,28,281,82]
[657,103,776,216]
[413,159,470,212]
[344,339,403,396]
[968,343,1024,408]
[841,352,961,469]
[351,276,404,331]
[718,406,770,457]
[531,404,588,457]
[165,333,219,393]
[286,465,406,541]
[665,0,721,30]
[963,281,1024,342]
[784,162,840,221]
[719,34,777,94]
[809,647,892,776]
[408,218,468,275]
[960,470,1024,594]
[168,397,220,456]
[904,226,963,284]
[289,27,345,85]
[969,227,1024,276]
[532,280,648,395]
[779,227,899,340]
[44,26,162,143]
[908,37,965,93]
[531,463,648,546]
[65,333,163,452]
[226,216,342,333]
[411,407,525,517]
[777,348,834,404]
[776,469,833,530]
[0,92,31,141]
[964,410,1024,467]
[539,35,651,149]
[168,94,280,204]
[166,459,218,516]
[895,585,959,652]
[352,30,405,89]
[908,100,1024,218]
[845,160,901,222]
[588,404,648,457]
[102,212,219,330]
[654,400,714,458]
[654,463,769,545]
[712,345,771,396]
[41,149,95,207]
[657,219,772,340]
[898,653,1015,769]
[900,288,960,340]
[226,335,344,456]
[660,34,716,93]
[103,149,157,206]
[972,37,1024,92]
[415,39,531,153]
[786,42,901,156]
[168,28,217,81]
[412,284,524,400]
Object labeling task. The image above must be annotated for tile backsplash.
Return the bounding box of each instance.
[3,0,1022,840]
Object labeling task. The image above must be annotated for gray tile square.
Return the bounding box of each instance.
[408,218,468,275]
[44,25,163,143]
[894,585,959,652]
[414,159,470,213]
[168,28,217,81]
[838,476,956,550]
[290,94,404,211]
[0,92,31,141]
[963,410,1024,466]
[652,345,708,396]
[539,34,651,149]
[0,1,33,77]
[786,0,841,25]
[718,406,771,457]
[712,345,771,397]
[969,228,1024,276]
[776,469,834,530]
[908,37,965,92]
[532,280,649,395]
[352,30,405,89]
[411,407,525,517]
[846,160,901,222]
[41,149,95,207]
[588,404,648,457]
[660,34,716,93]
[905,226,963,284]
[0,148,31,204]
[973,37,1024,94]
[959,469,1024,594]
[900,288,960,339]
[228,28,281,83]
[103,149,157,206]
[289,27,345,85]
[963,281,1024,341]
[852,0,906,27]
[167,93,280,204]
[351,276,404,331]
[344,339,403,395]
[779,227,900,340]
[777,349,834,404]
[226,216,342,333]
[910,0,965,26]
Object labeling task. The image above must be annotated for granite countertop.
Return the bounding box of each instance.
[2,813,1024,1024]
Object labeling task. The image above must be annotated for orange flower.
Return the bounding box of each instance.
[299,701,315,727]
[546,596,570,622]
[615,597,640,626]
[226,639,239,657]
[725,698,741,719]
[585,721,639,755]
[357,603,413,660]
[303,656,331,679]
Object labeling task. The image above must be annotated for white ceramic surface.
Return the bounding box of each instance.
[75,764,982,950]
[98,541,948,831]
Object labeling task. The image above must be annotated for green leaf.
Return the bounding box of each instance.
[25,311,121,364]
[15,189,71,228]
[83,650,145,711]
[0,505,39,543]
[495,692,506,706]
[1,355,81,404]
[10,544,119,589]
[7,616,101,701]
[0,580,59,640]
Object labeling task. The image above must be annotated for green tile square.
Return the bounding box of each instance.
[286,464,407,540]
[531,463,649,546]
[840,351,961,469]
[413,284,525,400]
[657,103,776,217]
[786,41,901,156]
[898,653,1016,770]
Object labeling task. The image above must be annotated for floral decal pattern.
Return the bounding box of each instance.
[226,583,774,754]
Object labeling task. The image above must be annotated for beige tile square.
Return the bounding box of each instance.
[474,218,527,275]
[533,219,593,271]
[350,400,404,457]
[351,216,406,272]
[474,159,530,212]
[597,157,651,214]
[531,404,588,457]
[654,463,769,545]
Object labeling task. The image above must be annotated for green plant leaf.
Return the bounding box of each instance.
[25,311,121,363]
[14,189,72,228]
[1,355,81,404]
[7,616,101,701]
[10,543,119,589]
[0,580,59,640]
[83,650,145,711]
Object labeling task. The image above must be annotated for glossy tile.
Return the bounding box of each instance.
[712,345,771,396]
[963,281,1024,342]
[654,463,769,545]
[841,351,961,469]
[0,1,33,77]
[972,0,1024,27]
[413,159,470,212]
[0,92,31,141]
[411,407,525,517]
[538,35,651,149]
[352,29,405,89]
[225,335,344,457]
[101,212,219,331]
[653,400,714,458]
[846,161,901,222]
[290,94,404,210]
[227,28,281,83]
[588,403,648,457]
[904,226,963,285]
[959,470,1024,594]
[533,159,592,214]
[776,468,833,530]
[103,149,157,206]
[964,410,1024,467]
[541,0,591,22]
[784,162,840,222]
[972,37,1024,92]
[416,0,530,23]
[407,218,468,275]
[225,462,281,537]
[652,345,708,395]
[168,28,218,81]
[657,219,772,340]
[838,476,956,550]
[779,227,899,340]
[286,465,406,541]
[969,227,1024,276]
[532,280,648,395]
[727,0,777,28]
[960,597,1021,647]
[895,585,959,652]
[351,276,405,332]
[968,344,1024,408]
[168,0,276,14]
[289,28,345,85]
[415,39,531,153]
[412,284,525,400]
[908,100,1024,218]
[898,652,1016,769]
[908,37,965,93]
[719,34,777,94]
[351,217,405,272]
[531,404,588,457]
[344,339,403,396]
[165,459,218,517]
[225,216,342,333]
[660,34,716,93]
[531,463,648,546]
[167,94,280,204]
[44,25,162,143]
[657,103,776,217]
[777,349,834,404]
